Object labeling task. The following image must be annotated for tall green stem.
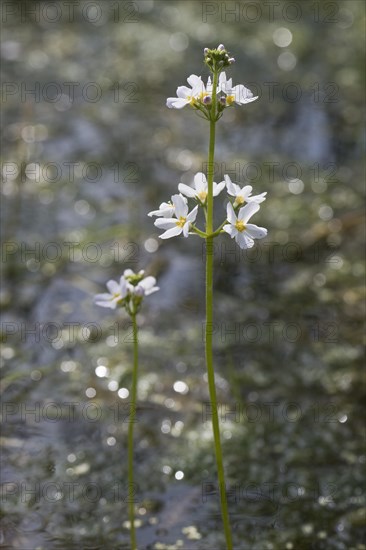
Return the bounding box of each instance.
[128,313,138,550]
[205,71,233,550]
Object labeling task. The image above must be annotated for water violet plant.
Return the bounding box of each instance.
[150,44,267,549]
[95,269,159,550]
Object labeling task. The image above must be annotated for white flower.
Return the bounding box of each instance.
[123,269,159,298]
[167,74,208,109]
[123,269,159,295]
[218,72,258,106]
[154,194,198,239]
[178,172,225,203]
[148,195,187,218]
[223,202,267,249]
[94,277,129,309]
[134,276,159,296]
[95,270,159,310]
[224,175,267,207]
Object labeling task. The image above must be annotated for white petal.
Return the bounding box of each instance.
[236,232,254,249]
[192,80,206,96]
[239,201,260,223]
[166,97,188,109]
[219,72,232,92]
[159,201,173,209]
[224,175,239,196]
[231,84,256,104]
[182,221,191,237]
[172,194,188,218]
[119,276,128,297]
[194,172,207,192]
[94,293,113,302]
[148,202,174,217]
[186,205,198,223]
[154,218,177,230]
[239,185,253,198]
[106,280,120,294]
[178,183,196,198]
[148,208,163,217]
[226,202,237,225]
[95,299,117,309]
[187,74,202,88]
[131,284,144,297]
[239,96,258,105]
[159,226,182,239]
[123,269,134,277]
[127,282,135,294]
[139,276,156,291]
[145,286,159,296]
[219,71,227,87]
[166,97,177,108]
[143,286,159,296]
[94,293,119,309]
[176,86,191,99]
[238,84,254,98]
[213,180,225,196]
[245,224,267,239]
[223,224,238,238]
[248,192,267,204]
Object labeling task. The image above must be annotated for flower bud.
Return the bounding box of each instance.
[204,48,209,55]
[219,96,226,106]
[228,57,235,64]
[134,286,145,297]
[218,44,225,51]
[203,95,212,105]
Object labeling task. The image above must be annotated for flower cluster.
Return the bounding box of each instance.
[95,269,159,313]
[167,72,258,116]
[166,44,258,119]
[204,43,235,71]
[149,174,267,249]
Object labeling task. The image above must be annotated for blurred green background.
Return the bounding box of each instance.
[1,1,365,548]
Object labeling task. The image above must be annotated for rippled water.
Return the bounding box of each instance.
[1,1,365,548]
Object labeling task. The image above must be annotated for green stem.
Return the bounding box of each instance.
[191,224,207,238]
[128,313,138,550]
[210,220,228,238]
[205,71,233,550]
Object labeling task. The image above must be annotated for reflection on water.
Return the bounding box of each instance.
[1,0,364,548]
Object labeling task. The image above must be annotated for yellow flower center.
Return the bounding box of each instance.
[235,195,245,205]
[175,216,186,228]
[188,92,209,106]
[226,94,235,106]
[235,220,246,232]
[113,293,124,304]
[197,191,207,202]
